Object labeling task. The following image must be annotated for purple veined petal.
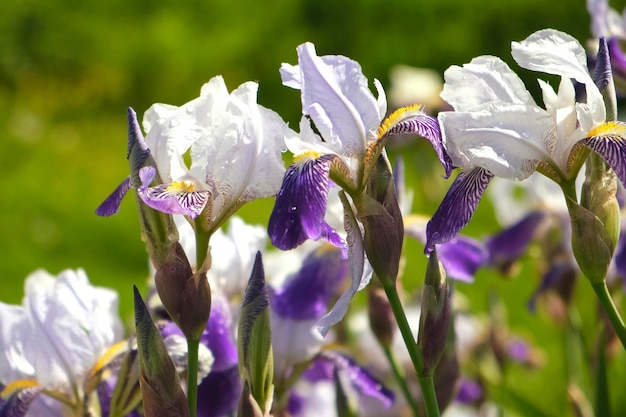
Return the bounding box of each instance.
[437,236,489,283]
[583,121,626,186]
[316,192,365,336]
[319,351,395,409]
[272,247,347,321]
[268,156,334,250]
[378,105,454,178]
[0,381,44,417]
[196,365,241,417]
[95,177,132,217]
[426,167,494,253]
[137,166,209,218]
[485,211,546,267]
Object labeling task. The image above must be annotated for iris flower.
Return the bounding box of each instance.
[426,29,626,251]
[98,76,295,234]
[268,42,452,251]
[0,269,124,416]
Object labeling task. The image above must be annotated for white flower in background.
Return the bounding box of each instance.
[0,269,124,416]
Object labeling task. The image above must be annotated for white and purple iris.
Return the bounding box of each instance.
[426,29,626,251]
[98,77,295,235]
[268,42,452,252]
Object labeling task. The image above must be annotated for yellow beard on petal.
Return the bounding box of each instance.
[377,104,423,139]
[167,179,198,194]
[587,121,626,138]
[293,150,321,164]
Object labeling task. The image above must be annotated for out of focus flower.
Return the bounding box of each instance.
[0,269,125,416]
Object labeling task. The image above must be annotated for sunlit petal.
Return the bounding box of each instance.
[584,121,626,185]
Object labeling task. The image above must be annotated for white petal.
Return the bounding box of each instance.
[440,56,535,111]
[22,269,122,396]
[0,303,34,383]
[439,103,557,180]
[270,312,325,377]
[512,29,605,123]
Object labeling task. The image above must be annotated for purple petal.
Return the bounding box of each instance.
[426,168,493,252]
[197,366,241,417]
[319,351,394,409]
[608,37,626,83]
[379,106,454,178]
[0,383,43,417]
[485,211,546,267]
[527,261,577,312]
[507,339,531,363]
[613,229,626,284]
[455,378,483,404]
[272,247,347,320]
[96,177,132,216]
[438,236,489,283]
[268,156,335,250]
[137,167,208,218]
[583,121,626,186]
[201,299,238,372]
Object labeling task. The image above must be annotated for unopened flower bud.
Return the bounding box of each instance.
[155,242,211,340]
[358,153,404,286]
[417,248,451,376]
[367,284,395,348]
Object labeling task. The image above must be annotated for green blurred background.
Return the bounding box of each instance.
[2,0,626,415]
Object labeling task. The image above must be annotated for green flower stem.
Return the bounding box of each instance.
[591,281,626,349]
[194,228,211,272]
[187,337,200,417]
[381,343,421,417]
[382,281,440,417]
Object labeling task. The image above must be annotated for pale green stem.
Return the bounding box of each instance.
[381,281,440,417]
[187,337,200,417]
[591,281,626,349]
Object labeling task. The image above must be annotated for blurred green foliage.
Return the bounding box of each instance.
[2,0,626,415]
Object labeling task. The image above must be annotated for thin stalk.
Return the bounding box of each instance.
[186,337,201,417]
[591,281,626,349]
[382,282,440,417]
[381,343,421,417]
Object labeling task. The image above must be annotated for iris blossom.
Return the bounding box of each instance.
[269,42,452,252]
[426,29,626,251]
[0,269,125,417]
[98,77,294,235]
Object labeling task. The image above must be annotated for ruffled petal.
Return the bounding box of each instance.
[440,55,535,111]
[137,167,209,218]
[485,211,546,267]
[583,121,626,185]
[281,42,382,153]
[437,236,489,283]
[268,156,334,250]
[426,168,493,252]
[438,103,556,179]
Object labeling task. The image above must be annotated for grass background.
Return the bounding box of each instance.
[2,0,626,415]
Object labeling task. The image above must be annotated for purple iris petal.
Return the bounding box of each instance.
[426,167,494,253]
[272,248,347,320]
[438,236,489,282]
[613,229,626,286]
[319,351,394,409]
[382,112,454,178]
[269,156,339,250]
[137,167,208,218]
[0,383,43,417]
[96,176,132,216]
[608,38,626,86]
[196,365,241,417]
[455,378,483,404]
[200,299,237,372]
[583,122,626,187]
[485,211,545,268]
